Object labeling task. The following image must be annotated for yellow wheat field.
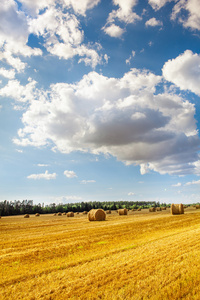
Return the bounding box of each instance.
[1,208,200,299]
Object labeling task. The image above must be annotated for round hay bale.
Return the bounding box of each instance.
[149,207,156,212]
[137,208,141,211]
[63,212,66,215]
[76,212,79,215]
[88,209,106,221]
[24,214,29,218]
[171,203,184,215]
[106,210,111,214]
[118,208,128,215]
[161,207,166,210]
[156,207,162,211]
[53,213,57,216]
[57,212,62,216]
[132,209,136,211]
[196,205,200,209]
[35,213,40,217]
[83,211,87,214]
[67,212,74,217]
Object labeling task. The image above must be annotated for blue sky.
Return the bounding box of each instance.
[0,0,200,205]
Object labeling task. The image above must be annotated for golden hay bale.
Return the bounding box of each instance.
[161,207,166,210]
[35,213,40,217]
[24,214,29,218]
[57,212,62,216]
[132,209,136,211]
[137,208,141,211]
[63,212,66,215]
[106,210,111,214]
[118,208,128,215]
[156,207,162,211]
[67,212,74,217]
[149,207,156,212]
[76,212,79,214]
[196,205,200,209]
[88,209,106,221]
[83,211,87,214]
[53,213,57,216]
[171,203,184,215]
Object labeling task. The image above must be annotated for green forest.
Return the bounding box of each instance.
[0,199,170,216]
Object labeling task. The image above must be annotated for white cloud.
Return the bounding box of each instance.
[171,0,200,31]
[29,6,103,68]
[148,0,172,11]
[145,17,163,27]
[0,0,42,71]
[63,0,101,16]
[37,164,49,167]
[50,195,82,204]
[126,50,135,64]
[80,180,96,184]
[162,50,200,96]
[185,179,200,186]
[103,24,125,38]
[18,0,54,16]
[128,192,135,195]
[27,170,57,180]
[103,0,141,37]
[64,170,77,178]
[0,68,15,79]
[0,78,37,102]
[10,68,200,176]
[172,182,182,187]
[16,149,23,153]
[149,0,200,31]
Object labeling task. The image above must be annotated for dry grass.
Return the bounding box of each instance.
[1,207,200,299]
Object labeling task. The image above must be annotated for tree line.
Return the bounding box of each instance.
[0,199,170,216]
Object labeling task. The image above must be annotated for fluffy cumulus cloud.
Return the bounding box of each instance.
[63,0,101,16]
[148,0,172,11]
[27,170,57,180]
[11,68,200,176]
[0,0,104,72]
[28,5,103,67]
[103,24,125,38]
[145,17,163,27]
[149,0,200,31]
[0,68,15,79]
[18,0,54,16]
[171,0,200,31]
[162,50,200,96]
[0,0,42,72]
[0,78,37,102]
[102,0,141,37]
[64,170,77,178]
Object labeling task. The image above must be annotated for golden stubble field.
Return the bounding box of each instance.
[1,208,200,300]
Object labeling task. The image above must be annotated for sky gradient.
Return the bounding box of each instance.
[0,0,200,205]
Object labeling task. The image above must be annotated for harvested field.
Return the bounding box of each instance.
[1,207,200,299]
